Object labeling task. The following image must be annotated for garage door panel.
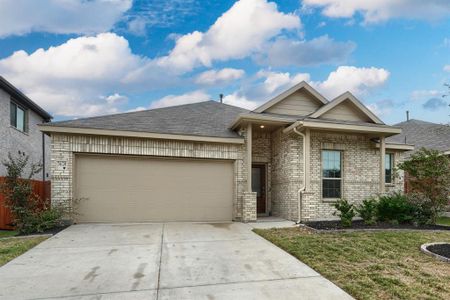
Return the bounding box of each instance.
[75,155,233,222]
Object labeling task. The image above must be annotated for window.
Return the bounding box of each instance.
[385,153,394,184]
[10,102,27,132]
[322,150,342,199]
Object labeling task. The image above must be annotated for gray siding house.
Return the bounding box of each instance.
[0,76,52,180]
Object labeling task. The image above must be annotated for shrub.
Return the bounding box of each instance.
[376,192,415,224]
[356,198,378,225]
[333,199,356,227]
[398,148,450,224]
[0,153,65,234]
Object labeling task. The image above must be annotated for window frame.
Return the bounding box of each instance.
[385,152,394,184]
[321,149,343,200]
[10,100,28,133]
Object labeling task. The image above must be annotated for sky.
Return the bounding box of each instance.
[0,0,449,125]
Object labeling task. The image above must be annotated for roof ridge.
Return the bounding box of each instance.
[50,100,247,125]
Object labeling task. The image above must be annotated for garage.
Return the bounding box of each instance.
[74,154,234,223]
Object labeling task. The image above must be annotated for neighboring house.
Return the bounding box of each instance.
[0,76,52,180]
[39,82,413,223]
[387,119,450,156]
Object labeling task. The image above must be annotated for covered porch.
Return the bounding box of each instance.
[235,115,407,223]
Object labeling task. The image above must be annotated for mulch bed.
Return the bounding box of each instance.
[304,220,450,231]
[426,243,450,259]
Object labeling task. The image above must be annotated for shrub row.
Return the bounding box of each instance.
[333,192,433,227]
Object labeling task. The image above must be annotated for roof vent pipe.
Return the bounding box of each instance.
[406,110,409,121]
[219,94,223,103]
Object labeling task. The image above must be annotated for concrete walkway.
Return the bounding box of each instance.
[0,223,352,300]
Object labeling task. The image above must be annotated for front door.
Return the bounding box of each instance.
[252,164,266,214]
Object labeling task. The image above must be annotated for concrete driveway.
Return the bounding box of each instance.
[0,223,352,300]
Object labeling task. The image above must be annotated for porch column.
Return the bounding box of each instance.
[242,123,257,222]
[379,136,386,193]
[246,123,252,192]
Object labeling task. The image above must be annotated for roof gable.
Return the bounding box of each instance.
[309,92,384,124]
[253,81,328,115]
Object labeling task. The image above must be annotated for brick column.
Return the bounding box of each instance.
[242,192,257,222]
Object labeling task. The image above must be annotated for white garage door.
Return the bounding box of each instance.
[74,155,234,222]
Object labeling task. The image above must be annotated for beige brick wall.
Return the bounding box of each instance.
[305,131,382,220]
[252,130,272,215]
[50,129,407,223]
[50,133,248,220]
[270,128,303,221]
[386,150,406,193]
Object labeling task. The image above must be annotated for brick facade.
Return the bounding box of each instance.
[50,133,250,220]
[270,128,303,220]
[49,128,406,223]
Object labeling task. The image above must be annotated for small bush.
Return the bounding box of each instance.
[356,198,378,225]
[377,192,415,224]
[333,199,356,227]
[0,153,66,234]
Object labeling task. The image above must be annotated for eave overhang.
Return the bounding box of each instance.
[38,125,245,144]
[283,120,402,137]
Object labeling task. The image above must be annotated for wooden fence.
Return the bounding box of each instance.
[0,177,50,230]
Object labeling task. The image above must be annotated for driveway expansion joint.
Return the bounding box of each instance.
[158,275,323,291]
[156,223,165,300]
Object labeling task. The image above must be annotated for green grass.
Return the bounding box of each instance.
[255,228,450,300]
[436,216,450,226]
[0,230,18,238]
[0,237,47,266]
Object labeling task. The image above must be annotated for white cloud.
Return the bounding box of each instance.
[156,0,300,72]
[303,0,450,24]
[122,0,200,34]
[367,99,395,116]
[444,65,450,72]
[261,35,356,67]
[223,93,258,110]
[0,33,143,117]
[149,90,211,109]
[104,93,129,105]
[195,68,245,85]
[0,0,131,37]
[311,66,390,98]
[411,89,441,101]
[256,70,310,94]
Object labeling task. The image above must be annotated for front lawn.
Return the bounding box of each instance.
[0,237,47,267]
[255,228,450,300]
[437,216,450,226]
[0,230,17,238]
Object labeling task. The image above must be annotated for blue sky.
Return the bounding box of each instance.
[0,0,449,124]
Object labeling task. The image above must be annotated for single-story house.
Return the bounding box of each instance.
[39,82,413,223]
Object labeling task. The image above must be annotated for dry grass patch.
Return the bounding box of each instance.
[254,228,450,300]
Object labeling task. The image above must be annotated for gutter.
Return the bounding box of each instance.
[285,121,306,224]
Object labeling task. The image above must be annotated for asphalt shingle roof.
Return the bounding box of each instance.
[47,101,249,139]
[386,119,450,153]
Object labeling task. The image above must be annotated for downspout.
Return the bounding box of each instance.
[286,121,306,224]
